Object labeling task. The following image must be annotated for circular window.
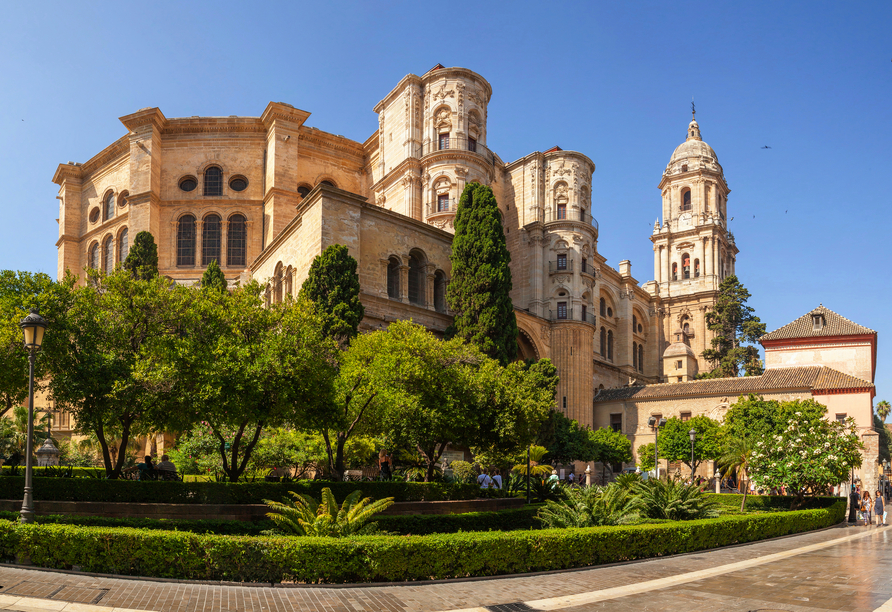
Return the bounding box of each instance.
[637,323,643,333]
[229,177,248,192]
[607,307,613,317]
[89,207,100,223]
[179,177,198,192]
[118,192,129,207]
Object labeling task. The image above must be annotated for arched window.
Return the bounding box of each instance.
[672,262,678,281]
[177,215,196,266]
[89,243,99,270]
[273,263,283,304]
[633,315,638,332]
[682,190,691,211]
[118,191,129,208]
[387,257,400,299]
[297,185,311,198]
[434,271,447,313]
[607,330,614,361]
[408,253,425,305]
[600,327,606,357]
[638,344,644,372]
[102,236,114,272]
[695,259,700,277]
[118,228,129,263]
[600,298,606,317]
[104,192,115,222]
[202,214,222,265]
[204,167,223,196]
[682,253,691,279]
[227,214,247,267]
[320,180,335,187]
[632,342,638,370]
[284,266,293,298]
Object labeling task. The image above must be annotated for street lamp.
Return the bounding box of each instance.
[689,429,697,481]
[18,308,47,524]
[648,416,667,479]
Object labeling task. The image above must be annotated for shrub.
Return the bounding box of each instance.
[538,485,637,528]
[0,500,844,582]
[633,478,720,520]
[264,488,394,536]
[0,477,479,504]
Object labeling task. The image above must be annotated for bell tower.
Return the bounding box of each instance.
[649,109,738,375]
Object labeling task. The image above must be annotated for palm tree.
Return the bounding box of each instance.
[876,400,891,424]
[718,435,754,512]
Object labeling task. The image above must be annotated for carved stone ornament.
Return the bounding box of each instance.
[540,325,551,346]
[433,82,455,101]
[435,108,451,129]
[454,166,469,178]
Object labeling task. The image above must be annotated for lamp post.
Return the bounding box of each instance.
[648,416,667,480]
[526,445,531,504]
[18,309,47,524]
[689,429,697,482]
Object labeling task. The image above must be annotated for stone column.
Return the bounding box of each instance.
[378,259,390,298]
[661,245,669,285]
[654,246,661,283]
[531,233,544,316]
[425,269,435,310]
[221,220,229,268]
[195,219,204,268]
[705,237,714,277]
[399,264,410,304]
[861,430,879,498]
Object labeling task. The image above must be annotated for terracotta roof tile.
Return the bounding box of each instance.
[593,365,873,402]
[760,305,875,342]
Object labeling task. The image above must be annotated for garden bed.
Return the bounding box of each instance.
[0,499,845,583]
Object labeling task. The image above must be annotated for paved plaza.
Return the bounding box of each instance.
[0,524,889,612]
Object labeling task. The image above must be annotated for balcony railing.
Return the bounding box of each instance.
[427,199,458,215]
[420,138,496,165]
[542,208,599,232]
[548,308,597,326]
[580,260,597,277]
[549,260,574,273]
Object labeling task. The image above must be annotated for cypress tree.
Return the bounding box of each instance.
[200,260,228,292]
[123,231,159,280]
[299,244,365,341]
[447,182,518,365]
[700,275,766,378]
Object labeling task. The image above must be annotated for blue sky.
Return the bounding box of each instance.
[1,2,890,407]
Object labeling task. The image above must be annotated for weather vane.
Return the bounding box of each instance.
[691,98,696,119]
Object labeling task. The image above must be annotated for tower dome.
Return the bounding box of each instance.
[665,113,722,176]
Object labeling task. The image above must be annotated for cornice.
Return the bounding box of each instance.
[544,149,596,175]
[119,107,168,133]
[161,118,265,135]
[55,234,79,247]
[369,158,422,192]
[260,102,311,129]
[420,67,493,102]
[373,74,424,113]
[762,334,877,349]
[420,150,497,179]
[78,137,130,178]
[297,129,365,161]
[263,187,299,204]
[52,164,83,186]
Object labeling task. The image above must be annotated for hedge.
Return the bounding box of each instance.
[0,500,845,583]
[0,505,543,537]
[707,494,840,511]
[0,477,479,504]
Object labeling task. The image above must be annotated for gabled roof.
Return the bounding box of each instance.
[593,365,873,403]
[760,305,875,342]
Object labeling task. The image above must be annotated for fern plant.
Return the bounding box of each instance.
[538,483,638,528]
[264,487,395,537]
[632,478,719,521]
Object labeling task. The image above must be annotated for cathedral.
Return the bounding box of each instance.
[51,64,878,488]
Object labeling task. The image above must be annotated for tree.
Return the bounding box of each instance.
[637,443,655,472]
[43,269,186,478]
[875,414,892,465]
[299,244,365,343]
[122,231,159,280]
[700,275,766,378]
[658,415,723,477]
[717,434,755,511]
[0,270,64,420]
[542,411,600,465]
[591,427,633,483]
[200,259,228,293]
[724,394,825,442]
[446,182,518,365]
[749,407,863,509]
[876,400,891,423]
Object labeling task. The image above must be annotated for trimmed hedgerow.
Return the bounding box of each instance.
[706,494,839,512]
[0,478,479,504]
[0,500,844,583]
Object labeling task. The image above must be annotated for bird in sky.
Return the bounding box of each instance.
[753,215,755,219]
[761,145,771,149]
[729,217,734,221]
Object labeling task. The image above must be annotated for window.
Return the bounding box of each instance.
[204,167,223,196]
[610,413,622,433]
[633,315,638,331]
[438,133,449,150]
[177,215,196,266]
[682,190,691,211]
[284,267,292,297]
[600,298,606,317]
[557,202,567,220]
[89,243,99,269]
[118,228,129,263]
[434,271,447,313]
[680,412,691,422]
[694,259,700,278]
[682,253,690,279]
[835,413,847,422]
[581,257,587,274]
[118,191,129,208]
[638,344,644,372]
[102,236,114,272]
[632,342,638,370]
[227,215,247,267]
[562,396,567,412]
[557,301,567,320]
[297,185,311,198]
[581,304,587,322]
[607,330,614,361]
[607,307,613,317]
[387,257,400,299]
[812,314,825,331]
[320,180,335,187]
[104,192,115,222]
[672,263,678,280]
[408,253,425,305]
[89,208,100,223]
[229,176,248,192]
[600,327,606,356]
[557,253,567,270]
[202,214,221,265]
[468,137,477,152]
[179,176,198,192]
[676,360,683,369]
[437,193,450,212]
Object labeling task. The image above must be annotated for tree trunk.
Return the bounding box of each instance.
[111,418,133,480]
[95,421,115,478]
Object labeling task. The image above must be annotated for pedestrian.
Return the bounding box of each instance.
[567,470,575,485]
[876,490,886,526]
[492,468,502,490]
[861,491,872,526]
[547,469,559,484]
[477,469,493,490]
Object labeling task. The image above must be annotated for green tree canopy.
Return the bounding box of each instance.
[122,231,159,280]
[876,400,891,423]
[541,411,600,465]
[591,427,633,482]
[446,182,518,365]
[637,443,655,472]
[658,415,724,476]
[298,244,365,342]
[200,259,228,293]
[724,394,826,442]
[700,275,766,378]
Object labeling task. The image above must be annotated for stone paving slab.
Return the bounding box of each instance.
[0,524,885,612]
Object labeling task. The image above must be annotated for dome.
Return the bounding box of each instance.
[662,341,697,360]
[664,115,723,177]
[670,138,719,165]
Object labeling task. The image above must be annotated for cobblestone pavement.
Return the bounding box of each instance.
[0,524,888,612]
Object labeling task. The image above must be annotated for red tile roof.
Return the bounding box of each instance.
[760,305,875,342]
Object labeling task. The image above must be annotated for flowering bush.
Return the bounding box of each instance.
[749,412,862,508]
